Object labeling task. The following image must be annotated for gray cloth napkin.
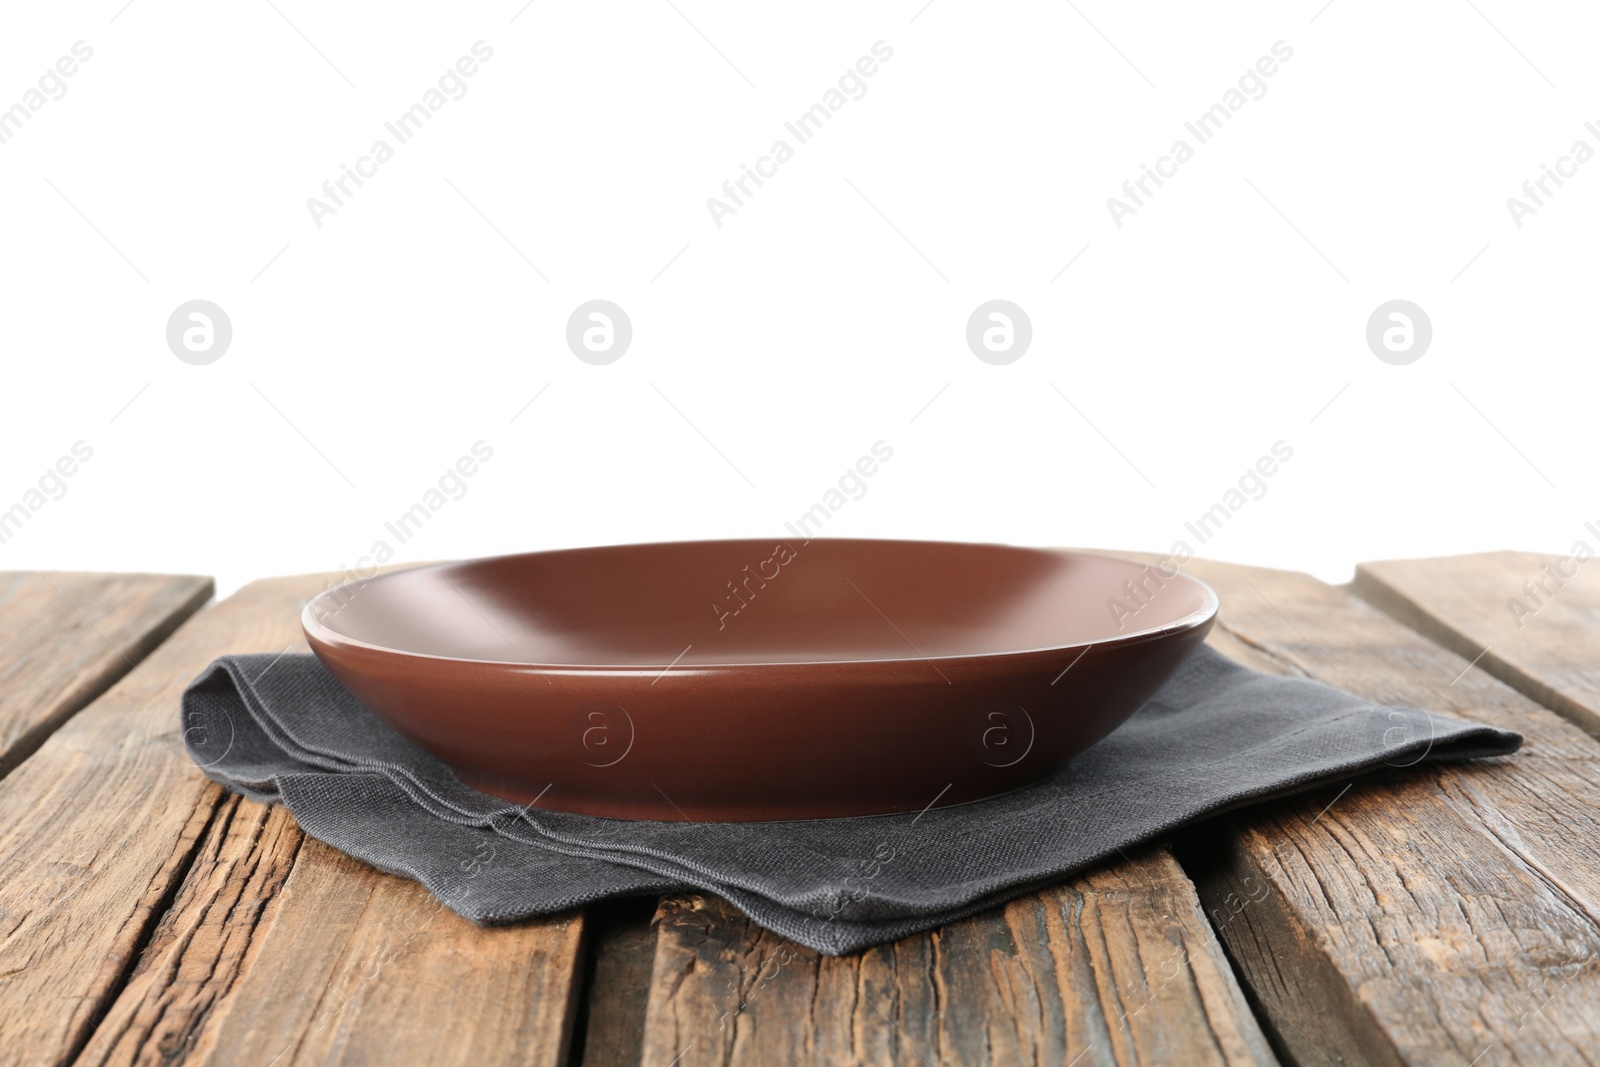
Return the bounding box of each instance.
[181,645,1521,955]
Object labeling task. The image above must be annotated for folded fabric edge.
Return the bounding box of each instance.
[221,725,1521,956]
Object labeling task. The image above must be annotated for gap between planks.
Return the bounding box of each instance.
[1169,556,1600,1066]
[0,573,588,1067]
[1352,551,1600,740]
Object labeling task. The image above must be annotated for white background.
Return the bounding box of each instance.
[1,0,1593,598]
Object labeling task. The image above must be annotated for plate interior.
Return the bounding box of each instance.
[311,540,1213,667]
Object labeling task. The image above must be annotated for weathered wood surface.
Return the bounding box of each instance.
[618,550,1600,1066]
[1173,557,1600,1066]
[0,573,587,1067]
[72,789,303,1067]
[0,571,211,779]
[7,555,1600,1066]
[0,575,299,1067]
[573,898,660,1067]
[637,847,1278,1066]
[185,836,584,1067]
[1355,550,1600,738]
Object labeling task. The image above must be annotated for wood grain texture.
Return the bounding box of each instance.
[0,571,211,779]
[637,847,1278,1067]
[0,572,588,1067]
[16,555,1600,1064]
[0,575,305,1067]
[189,838,585,1067]
[1354,550,1600,737]
[72,790,302,1066]
[572,897,660,1067]
[1169,557,1600,1066]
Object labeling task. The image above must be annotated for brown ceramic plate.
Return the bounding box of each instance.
[302,540,1217,821]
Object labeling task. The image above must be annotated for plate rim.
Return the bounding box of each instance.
[301,538,1220,672]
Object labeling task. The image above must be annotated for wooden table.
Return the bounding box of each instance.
[2,552,1597,1066]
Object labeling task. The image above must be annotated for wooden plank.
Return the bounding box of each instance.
[637,846,1278,1066]
[1354,550,1600,737]
[0,571,211,779]
[0,575,301,1067]
[1167,557,1600,1065]
[77,791,584,1067]
[631,552,1600,1064]
[72,788,302,1066]
[183,839,584,1067]
[0,573,588,1067]
[572,897,660,1066]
